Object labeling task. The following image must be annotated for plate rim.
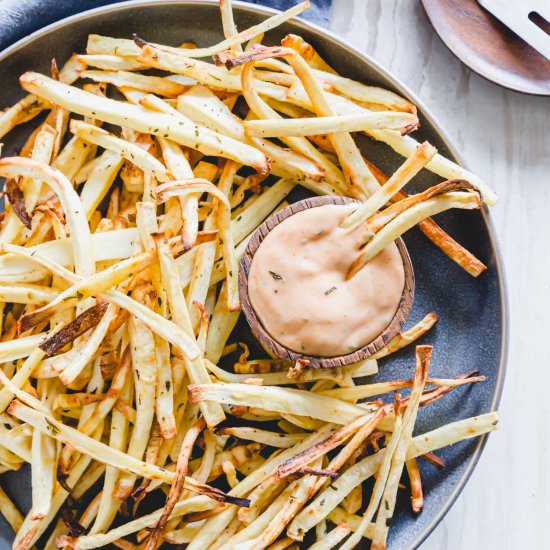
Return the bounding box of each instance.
[0,1,509,548]
[420,0,550,97]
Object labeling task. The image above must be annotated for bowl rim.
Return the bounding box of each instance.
[238,196,415,368]
[0,1,509,548]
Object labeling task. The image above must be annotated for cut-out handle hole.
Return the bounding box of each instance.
[528,11,550,36]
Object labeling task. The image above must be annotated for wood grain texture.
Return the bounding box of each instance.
[330,0,550,548]
[421,0,550,95]
[239,195,415,368]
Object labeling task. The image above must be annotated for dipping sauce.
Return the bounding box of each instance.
[248,204,405,357]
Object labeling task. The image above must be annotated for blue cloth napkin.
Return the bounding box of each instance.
[0,0,332,52]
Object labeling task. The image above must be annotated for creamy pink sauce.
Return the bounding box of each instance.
[248,204,405,357]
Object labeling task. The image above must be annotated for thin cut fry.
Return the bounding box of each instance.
[147,418,206,550]
[20,72,271,175]
[276,408,386,478]
[280,33,337,74]
[155,179,240,311]
[8,400,242,503]
[81,70,189,97]
[370,347,431,548]
[372,311,438,359]
[348,190,482,279]
[216,427,305,449]
[0,157,95,277]
[308,523,352,550]
[341,141,437,229]
[0,484,24,533]
[405,458,423,513]
[243,111,418,138]
[188,382,374,425]
[216,44,379,198]
[70,120,173,182]
[77,54,147,71]
[140,2,310,59]
[154,233,225,428]
[39,301,109,356]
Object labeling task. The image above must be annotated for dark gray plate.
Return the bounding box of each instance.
[0,1,507,548]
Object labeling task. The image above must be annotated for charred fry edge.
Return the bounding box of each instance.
[39,300,109,356]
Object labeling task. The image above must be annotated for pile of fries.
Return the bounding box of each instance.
[0,1,499,548]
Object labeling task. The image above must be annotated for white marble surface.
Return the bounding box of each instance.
[330,1,550,548]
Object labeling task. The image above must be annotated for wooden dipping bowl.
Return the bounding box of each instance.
[238,195,415,368]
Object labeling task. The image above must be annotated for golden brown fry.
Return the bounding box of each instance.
[146,418,206,550]
[155,179,239,311]
[421,452,446,469]
[372,312,438,360]
[276,408,386,478]
[5,180,32,230]
[417,216,487,277]
[348,187,482,279]
[38,301,109,356]
[341,141,437,230]
[280,33,337,74]
[20,72,271,176]
[364,179,477,235]
[405,458,423,513]
[365,158,487,277]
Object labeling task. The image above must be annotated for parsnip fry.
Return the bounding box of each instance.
[0,333,46,364]
[319,374,484,402]
[244,111,418,138]
[0,94,40,139]
[290,411,498,537]
[4,243,200,359]
[370,347,431,548]
[188,383,373,424]
[81,69,189,97]
[5,180,32,230]
[216,427,305,448]
[39,301,109,356]
[216,44,380,198]
[0,158,95,277]
[77,54,147,71]
[154,233,225,428]
[58,496,219,549]
[145,1,310,60]
[70,120,172,182]
[341,141,437,229]
[406,458,423,513]
[240,63,346,194]
[20,72,270,174]
[369,129,498,205]
[113,318,157,499]
[309,523,351,550]
[18,251,152,332]
[155,179,239,311]
[0,484,24,533]
[372,311,438,359]
[348,190,482,279]
[8,400,242,503]
[280,33,337,74]
[147,418,205,550]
